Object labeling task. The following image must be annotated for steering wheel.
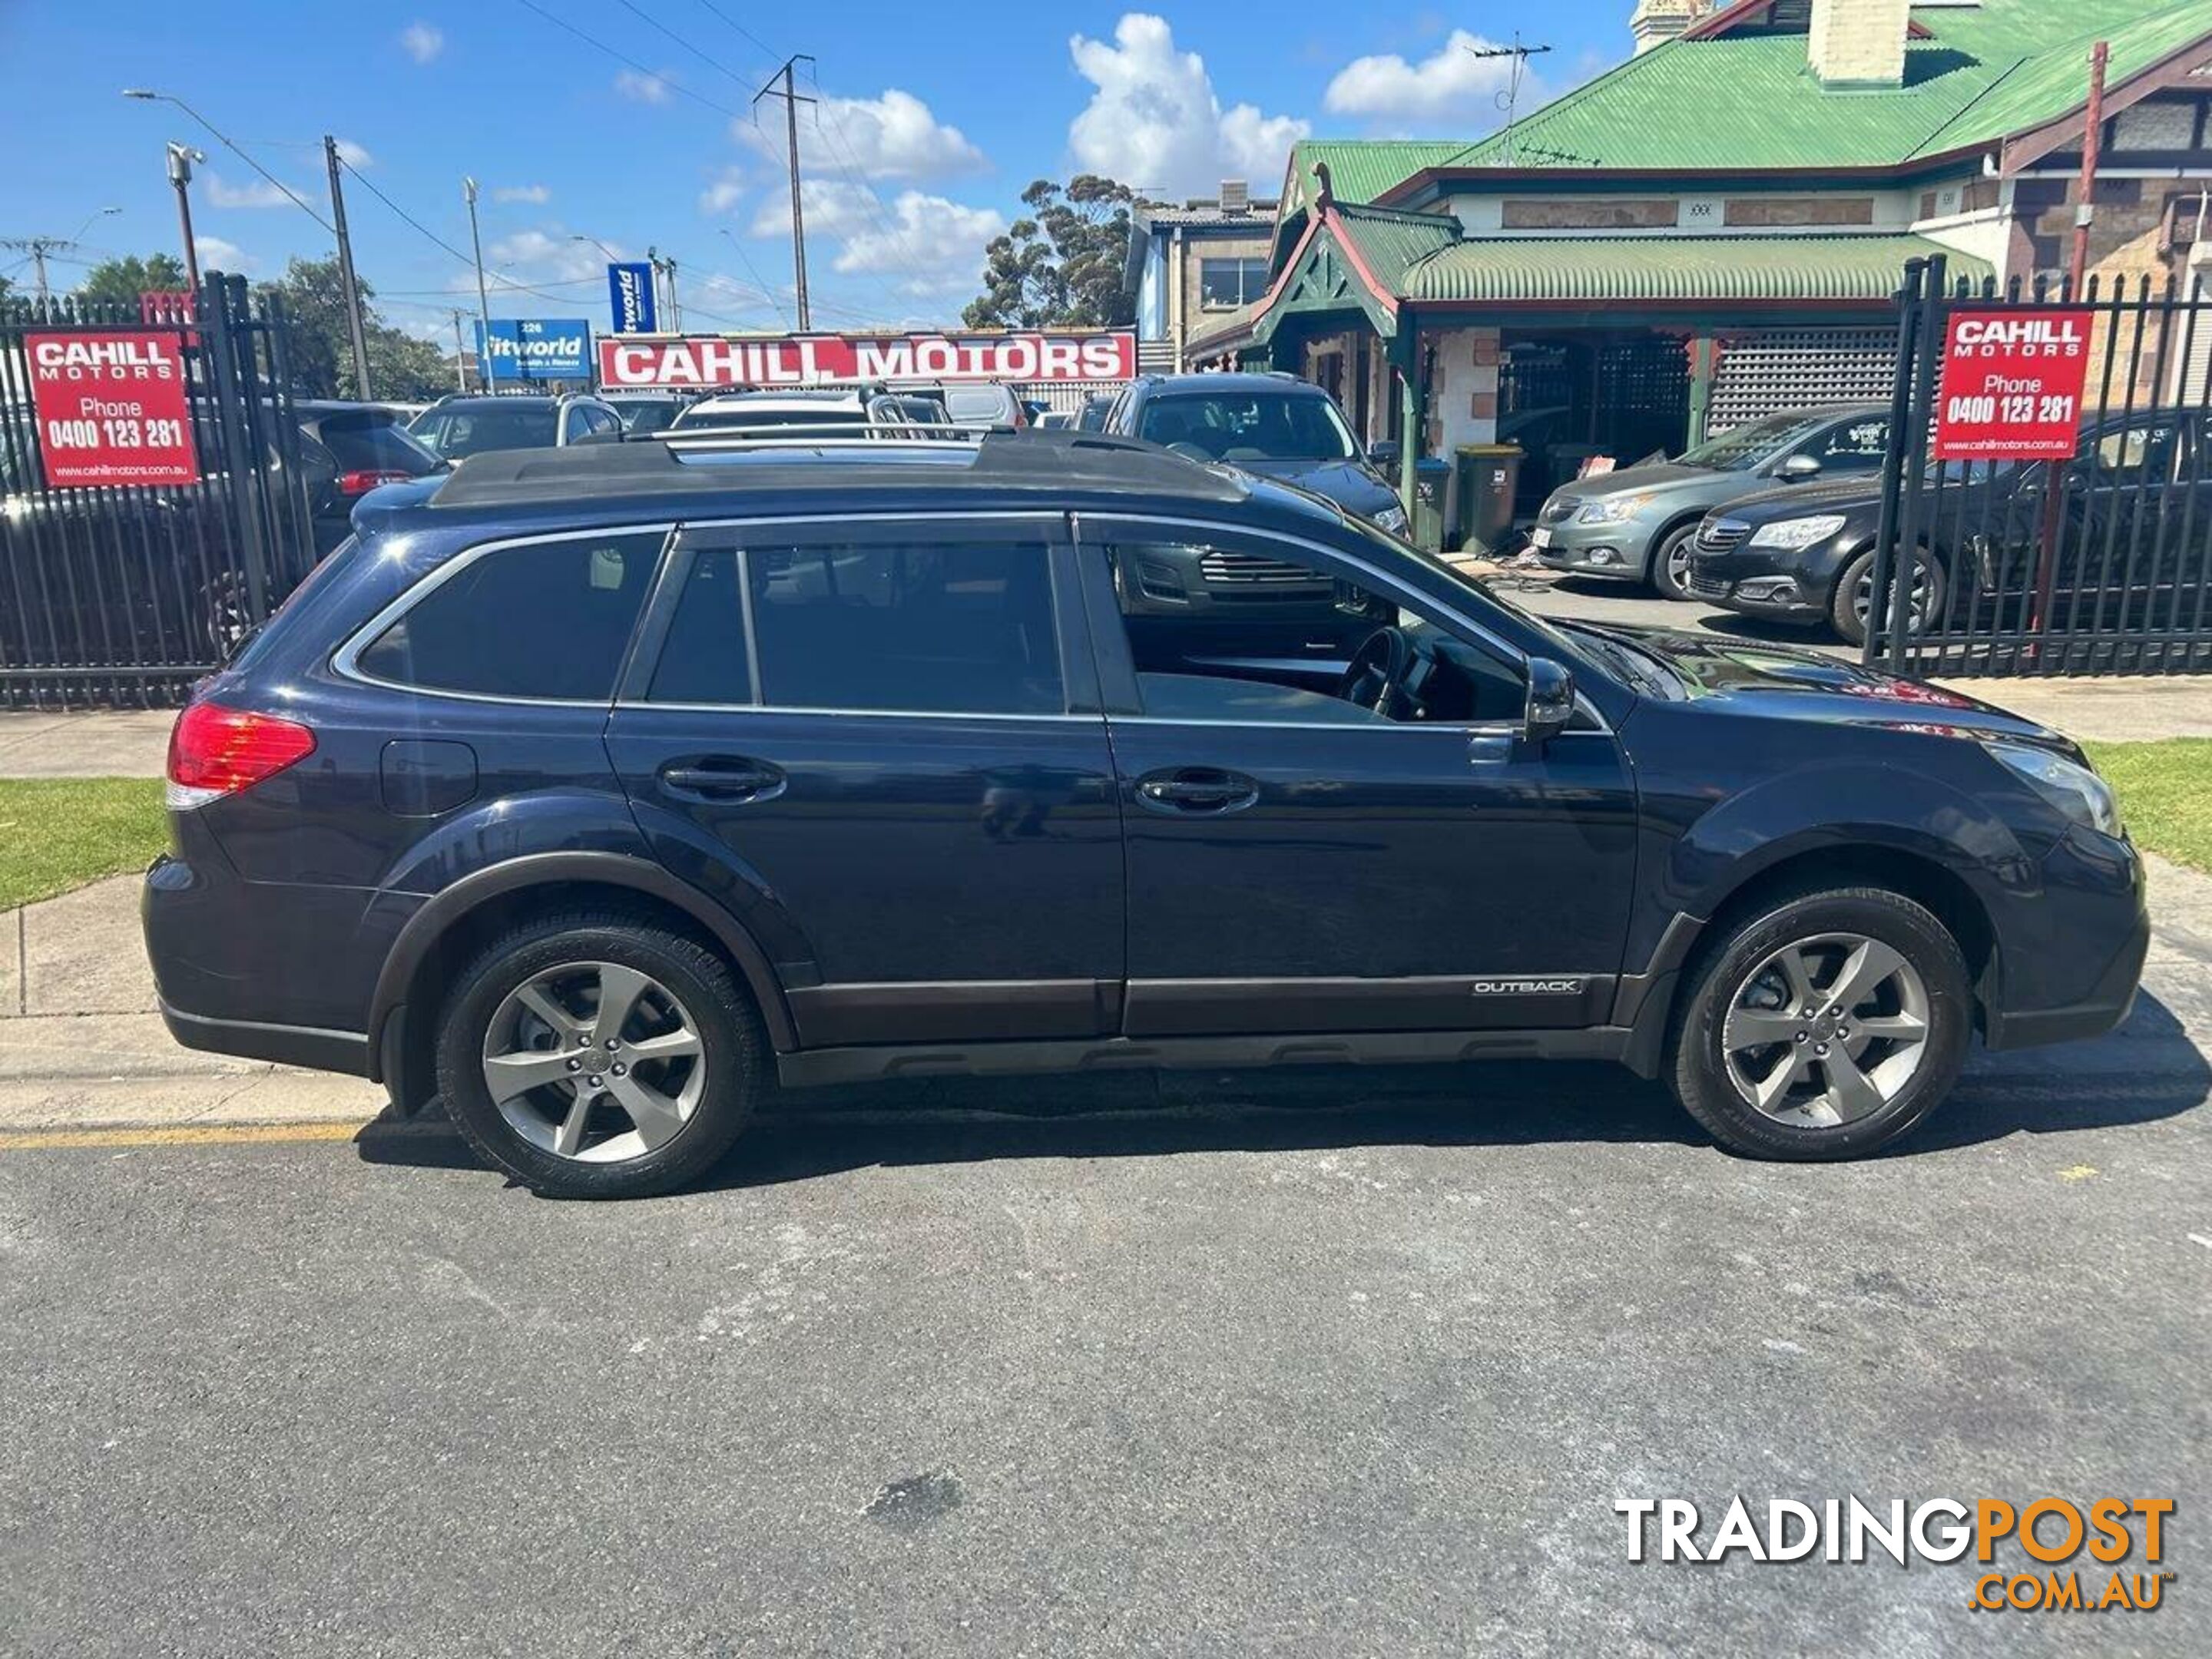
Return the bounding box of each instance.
[1340,625,1423,719]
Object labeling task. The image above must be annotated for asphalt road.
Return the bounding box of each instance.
[5,909,2210,1659]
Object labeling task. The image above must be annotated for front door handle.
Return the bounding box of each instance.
[1135,767,1260,816]
[658,759,786,804]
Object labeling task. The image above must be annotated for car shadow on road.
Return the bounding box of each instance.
[355,994,2208,1192]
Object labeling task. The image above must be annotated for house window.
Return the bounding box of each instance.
[1198,257,1269,310]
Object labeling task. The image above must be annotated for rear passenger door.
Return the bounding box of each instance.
[605,514,1127,1048]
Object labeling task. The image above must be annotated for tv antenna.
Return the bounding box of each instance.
[1465,34,1553,167]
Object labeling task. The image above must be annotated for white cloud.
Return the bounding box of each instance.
[194,234,253,273]
[494,183,551,204]
[399,22,443,65]
[204,172,296,210]
[834,190,1005,296]
[1066,14,1307,197]
[614,68,671,104]
[334,138,373,170]
[698,168,744,215]
[1323,30,1540,131]
[486,228,615,283]
[797,89,986,181]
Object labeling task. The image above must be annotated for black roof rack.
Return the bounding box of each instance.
[426,428,1249,509]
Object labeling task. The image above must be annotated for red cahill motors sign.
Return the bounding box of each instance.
[597,330,1137,390]
[1932,309,2094,462]
[23,330,200,488]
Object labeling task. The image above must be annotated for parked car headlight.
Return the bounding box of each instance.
[1988,742,2121,837]
[1370,504,1409,535]
[1573,495,1651,525]
[1747,514,1846,549]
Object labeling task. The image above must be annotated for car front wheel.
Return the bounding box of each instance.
[1834,547,1944,647]
[1649,522,1699,601]
[434,910,767,1198]
[1667,885,1972,1161]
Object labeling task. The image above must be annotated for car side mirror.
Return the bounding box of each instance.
[1776,454,1821,482]
[1367,439,1399,468]
[1524,658,1575,747]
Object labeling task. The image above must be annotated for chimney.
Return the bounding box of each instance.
[1218,178,1250,215]
[1808,0,1909,89]
[1630,0,1705,56]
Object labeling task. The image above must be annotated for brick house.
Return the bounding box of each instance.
[1190,0,2212,518]
[1121,182,1280,374]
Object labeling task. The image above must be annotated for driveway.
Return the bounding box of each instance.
[3,861,2208,1656]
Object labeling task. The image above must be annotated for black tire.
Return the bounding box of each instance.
[1648,522,1699,601]
[434,909,768,1199]
[1832,547,1944,647]
[1667,884,1972,1161]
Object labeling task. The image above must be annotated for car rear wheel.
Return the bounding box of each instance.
[1834,548,1943,647]
[1667,885,1971,1161]
[435,911,767,1199]
[1649,523,1699,601]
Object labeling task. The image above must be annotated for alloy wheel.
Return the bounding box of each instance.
[480,961,707,1162]
[1853,558,1936,634]
[1720,932,1931,1128]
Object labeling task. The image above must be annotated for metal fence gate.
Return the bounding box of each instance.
[1,275,313,709]
[1866,255,2212,678]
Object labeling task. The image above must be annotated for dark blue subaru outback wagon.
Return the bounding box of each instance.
[144,431,2148,1198]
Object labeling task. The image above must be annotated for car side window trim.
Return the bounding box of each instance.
[331,522,680,706]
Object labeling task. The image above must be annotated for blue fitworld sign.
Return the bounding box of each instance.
[608,262,658,334]
[475,317,591,382]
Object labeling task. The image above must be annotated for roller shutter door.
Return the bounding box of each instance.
[1706,328,1897,435]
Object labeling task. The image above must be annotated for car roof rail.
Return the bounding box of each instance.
[659,416,1000,448]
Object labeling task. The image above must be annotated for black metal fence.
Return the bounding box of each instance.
[1,275,313,708]
[1867,254,2212,678]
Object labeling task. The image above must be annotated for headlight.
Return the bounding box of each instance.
[1988,742,2121,837]
[1574,495,1651,525]
[1747,514,1846,550]
[1370,504,1409,535]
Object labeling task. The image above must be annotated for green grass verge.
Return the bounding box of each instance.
[2083,739,2212,875]
[0,778,170,911]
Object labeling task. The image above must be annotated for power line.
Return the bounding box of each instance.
[510,0,745,118]
[612,0,759,95]
[336,155,596,306]
[692,0,780,61]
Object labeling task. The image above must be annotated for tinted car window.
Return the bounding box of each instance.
[1679,412,1830,471]
[312,413,443,474]
[356,530,661,699]
[614,398,683,433]
[648,548,753,704]
[1810,416,1889,472]
[418,403,559,457]
[1137,392,1356,462]
[747,540,1060,714]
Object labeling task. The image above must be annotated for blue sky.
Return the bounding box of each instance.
[1,2,1633,339]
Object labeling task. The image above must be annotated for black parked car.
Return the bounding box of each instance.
[1101,373,1409,535]
[1690,409,2212,645]
[144,432,2147,1199]
[293,400,448,555]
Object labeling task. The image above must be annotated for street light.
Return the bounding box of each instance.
[164,144,205,291]
[121,89,333,232]
[569,233,622,263]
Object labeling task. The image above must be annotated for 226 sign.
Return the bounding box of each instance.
[1932,310,2094,462]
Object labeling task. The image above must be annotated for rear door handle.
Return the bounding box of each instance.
[658,759,786,803]
[1134,767,1260,816]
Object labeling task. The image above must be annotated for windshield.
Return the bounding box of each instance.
[613,399,683,433]
[414,403,558,457]
[1138,392,1357,462]
[1677,411,1830,472]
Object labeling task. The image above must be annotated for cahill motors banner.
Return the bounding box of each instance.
[597,331,1137,389]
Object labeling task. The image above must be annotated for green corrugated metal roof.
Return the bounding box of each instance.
[1397,233,1988,305]
[1283,141,1464,214]
[1434,0,2204,176]
[1327,204,1461,292]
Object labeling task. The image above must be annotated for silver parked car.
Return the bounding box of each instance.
[1531,405,1889,600]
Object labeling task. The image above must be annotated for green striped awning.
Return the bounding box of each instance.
[1401,233,1988,306]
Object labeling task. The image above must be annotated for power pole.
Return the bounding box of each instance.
[754,55,816,330]
[2068,41,2111,295]
[167,142,205,293]
[463,176,496,393]
[664,255,682,331]
[324,135,374,400]
[449,309,472,392]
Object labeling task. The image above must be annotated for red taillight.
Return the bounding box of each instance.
[167,703,316,804]
[336,469,411,495]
